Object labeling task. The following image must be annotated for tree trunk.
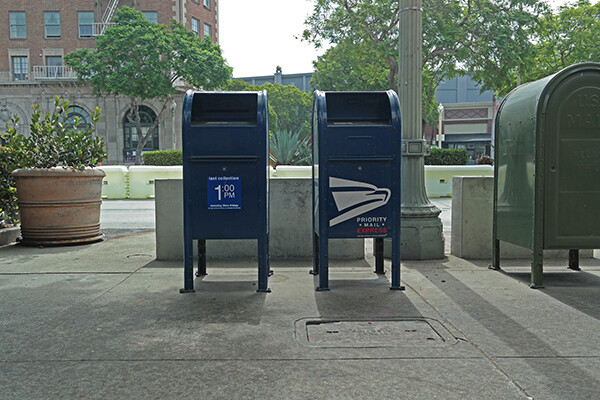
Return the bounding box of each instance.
[128,97,171,165]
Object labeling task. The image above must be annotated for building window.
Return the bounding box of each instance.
[44,12,61,38]
[203,23,212,39]
[191,18,200,37]
[204,0,211,9]
[12,56,28,81]
[64,106,92,132]
[45,56,63,78]
[123,106,159,151]
[78,12,94,38]
[142,11,158,24]
[10,12,26,39]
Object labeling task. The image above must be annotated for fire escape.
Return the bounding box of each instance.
[95,0,120,35]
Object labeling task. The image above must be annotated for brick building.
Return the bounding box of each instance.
[0,0,219,164]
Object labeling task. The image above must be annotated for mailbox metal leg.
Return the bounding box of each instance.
[257,235,271,293]
[181,237,195,293]
[197,239,207,277]
[267,234,273,277]
[568,249,580,271]
[390,233,404,290]
[311,233,320,275]
[530,245,544,289]
[316,234,330,291]
[491,239,501,270]
[374,238,385,274]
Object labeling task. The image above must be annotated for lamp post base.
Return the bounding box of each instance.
[385,215,444,260]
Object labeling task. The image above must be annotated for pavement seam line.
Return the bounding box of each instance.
[0,272,133,276]
[402,277,534,400]
[45,264,147,333]
[2,356,486,363]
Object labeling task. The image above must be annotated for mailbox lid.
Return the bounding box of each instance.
[542,63,600,247]
[323,92,395,158]
[183,91,267,157]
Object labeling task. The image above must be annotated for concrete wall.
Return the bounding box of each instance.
[155,178,364,260]
[103,165,493,200]
[425,165,492,197]
[451,176,593,259]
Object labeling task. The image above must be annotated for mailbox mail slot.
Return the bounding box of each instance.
[492,63,600,288]
[312,91,403,291]
[181,91,270,293]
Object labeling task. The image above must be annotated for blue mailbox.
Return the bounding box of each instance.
[181,90,270,293]
[312,91,403,291]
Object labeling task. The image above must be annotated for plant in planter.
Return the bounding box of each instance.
[1,97,107,246]
[0,143,24,246]
[269,129,311,167]
[0,144,23,226]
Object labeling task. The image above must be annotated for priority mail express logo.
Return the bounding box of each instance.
[329,177,391,227]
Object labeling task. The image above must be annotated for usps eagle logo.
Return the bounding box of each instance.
[329,177,391,227]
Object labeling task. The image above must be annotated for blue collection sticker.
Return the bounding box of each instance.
[207,176,242,210]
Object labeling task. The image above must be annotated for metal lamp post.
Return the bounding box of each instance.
[437,103,444,149]
[398,0,444,259]
[170,97,177,150]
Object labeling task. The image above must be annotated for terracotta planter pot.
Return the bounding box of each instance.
[12,168,106,246]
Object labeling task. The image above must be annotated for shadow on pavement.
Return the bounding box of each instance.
[503,270,600,321]
[417,265,600,399]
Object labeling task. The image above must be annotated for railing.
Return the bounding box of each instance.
[91,22,115,36]
[32,66,78,80]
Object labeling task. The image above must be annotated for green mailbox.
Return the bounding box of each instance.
[493,63,600,288]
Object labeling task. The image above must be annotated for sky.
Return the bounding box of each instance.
[218,0,593,79]
[218,0,324,78]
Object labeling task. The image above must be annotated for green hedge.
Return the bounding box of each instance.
[142,150,182,166]
[424,148,469,165]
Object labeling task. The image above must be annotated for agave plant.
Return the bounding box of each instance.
[269,129,311,166]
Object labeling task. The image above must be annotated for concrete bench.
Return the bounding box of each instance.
[451,176,593,259]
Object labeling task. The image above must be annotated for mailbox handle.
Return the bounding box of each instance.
[327,156,393,161]
[188,156,259,163]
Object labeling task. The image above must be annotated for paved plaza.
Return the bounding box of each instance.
[1,198,599,399]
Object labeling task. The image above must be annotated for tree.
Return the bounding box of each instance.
[311,40,390,92]
[527,0,600,81]
[65,6,231,164]
[311,40,440,128]
[222,80,312,139]
[303,0,545,114]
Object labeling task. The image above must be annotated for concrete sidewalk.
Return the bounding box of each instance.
[1,231,600,399]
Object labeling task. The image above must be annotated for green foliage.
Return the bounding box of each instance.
[142,150,183,166]
[526,0,600,81]
[424,148,469,165]
[2,97,105,169]
[269,130,311,167]
[311,41,440,126]
[222,80,312,139]
[65,6,231,164]
[66,7,231,98]
[0,146,22,225]
[311,40,390,92]
[0,97,106,225]
[263,83,312,139]
[303,0,545,99]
